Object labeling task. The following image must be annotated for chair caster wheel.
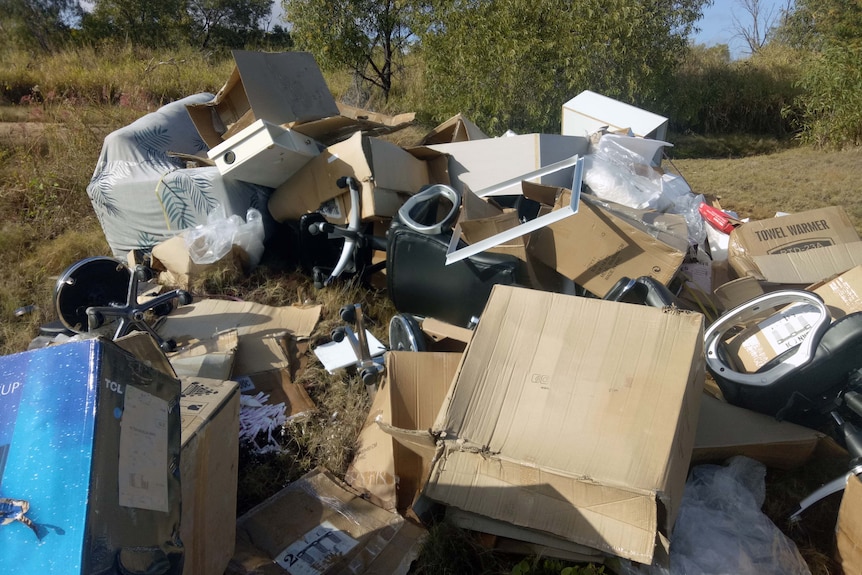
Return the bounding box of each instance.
[152,302,174,317]
[160,339,177,353]
[178,291,193,306]
[340,304,356,323]
[331,327,347,343]
[87,310,105,330]
[359,367,378,387]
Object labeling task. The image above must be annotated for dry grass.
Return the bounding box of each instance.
[672,145,862,233]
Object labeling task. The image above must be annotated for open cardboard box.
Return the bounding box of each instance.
[380,286,705,565]
[186,50,339,149]
[268,132,449,224]
[728,206,862,284]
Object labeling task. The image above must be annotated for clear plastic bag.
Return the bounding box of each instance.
[617,456,811,575]
[584,134,706,247]
[185,204,265,268]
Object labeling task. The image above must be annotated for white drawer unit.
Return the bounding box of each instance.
[208,119,321,188]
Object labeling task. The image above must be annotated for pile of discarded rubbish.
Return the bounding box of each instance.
[4,50,862,575]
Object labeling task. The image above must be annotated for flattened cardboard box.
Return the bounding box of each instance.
[187,50,339,149]
[268,132,448,224]
[416,285,705,564]
[692,394,825,470]
[179,377,240,575]
[728,206,862,283]
[227,468,425,575]
[157,298,321,378]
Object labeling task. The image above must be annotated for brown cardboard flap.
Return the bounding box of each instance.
[837,474,862,574]
[693,394,823,469]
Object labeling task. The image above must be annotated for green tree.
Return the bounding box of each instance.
[83,0,189,47]
[0,0,82,51]
[416,0,710,135]
[778,0,862,146]
[283,0,417,102]
[187,0,273,49]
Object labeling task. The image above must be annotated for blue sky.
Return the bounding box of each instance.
[691,0,788,59]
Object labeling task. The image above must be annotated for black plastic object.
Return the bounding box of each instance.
[710,310,862,425]
[386,222,519,328]
[54,257,192,352]
[603,276,677,308]
[55,256,131,332]
[388,314,426,352]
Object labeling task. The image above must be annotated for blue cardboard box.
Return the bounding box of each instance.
[0,338,183,574]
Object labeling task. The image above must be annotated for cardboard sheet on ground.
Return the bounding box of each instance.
[157,299,321,377]
[445,156,583,265]
[167,328,238,380]
[227,468,425,575]
[313,328,386,373]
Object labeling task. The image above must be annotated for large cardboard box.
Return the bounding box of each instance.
[0,339,183,574]
[413,286,705,564]
[207,119,320,188]
[268,132,448,224]
[561,90,669,140]
[727,206,862,284]
[426,133,589,195]
[179,377,240,575]
[228,468,425,575]
[528,192,686,297]
[187,50,338,149]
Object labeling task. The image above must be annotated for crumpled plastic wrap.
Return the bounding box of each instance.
[618,456,811,575]
[185,204,265,268]
[584,134,706,248]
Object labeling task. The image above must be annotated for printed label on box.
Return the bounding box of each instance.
[753,302,820,355]
[275,520,359,575]
[0,376,24,484]
[118,385,169,512]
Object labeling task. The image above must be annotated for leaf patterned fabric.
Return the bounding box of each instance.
[86,93,274,256]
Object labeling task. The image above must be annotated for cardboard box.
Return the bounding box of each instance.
[235,367,316,418]
[157,298,321,378]
[0,339,183,574]
[179,377,240,575]
[419,113,488,145]
[207,119,320,188]
[722,265,862,372]
[187,50,338,149]
[268,132,448,224]
[562,90,669,140]
[291,102,416,147]
[727,206,862,284]
[411,285,705,564]
[528,192,686,297]
[151,234,247,289]
[345,352,462,513]
[227,468,425,575]
[426,133,588,195]
[836,474,862,573]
